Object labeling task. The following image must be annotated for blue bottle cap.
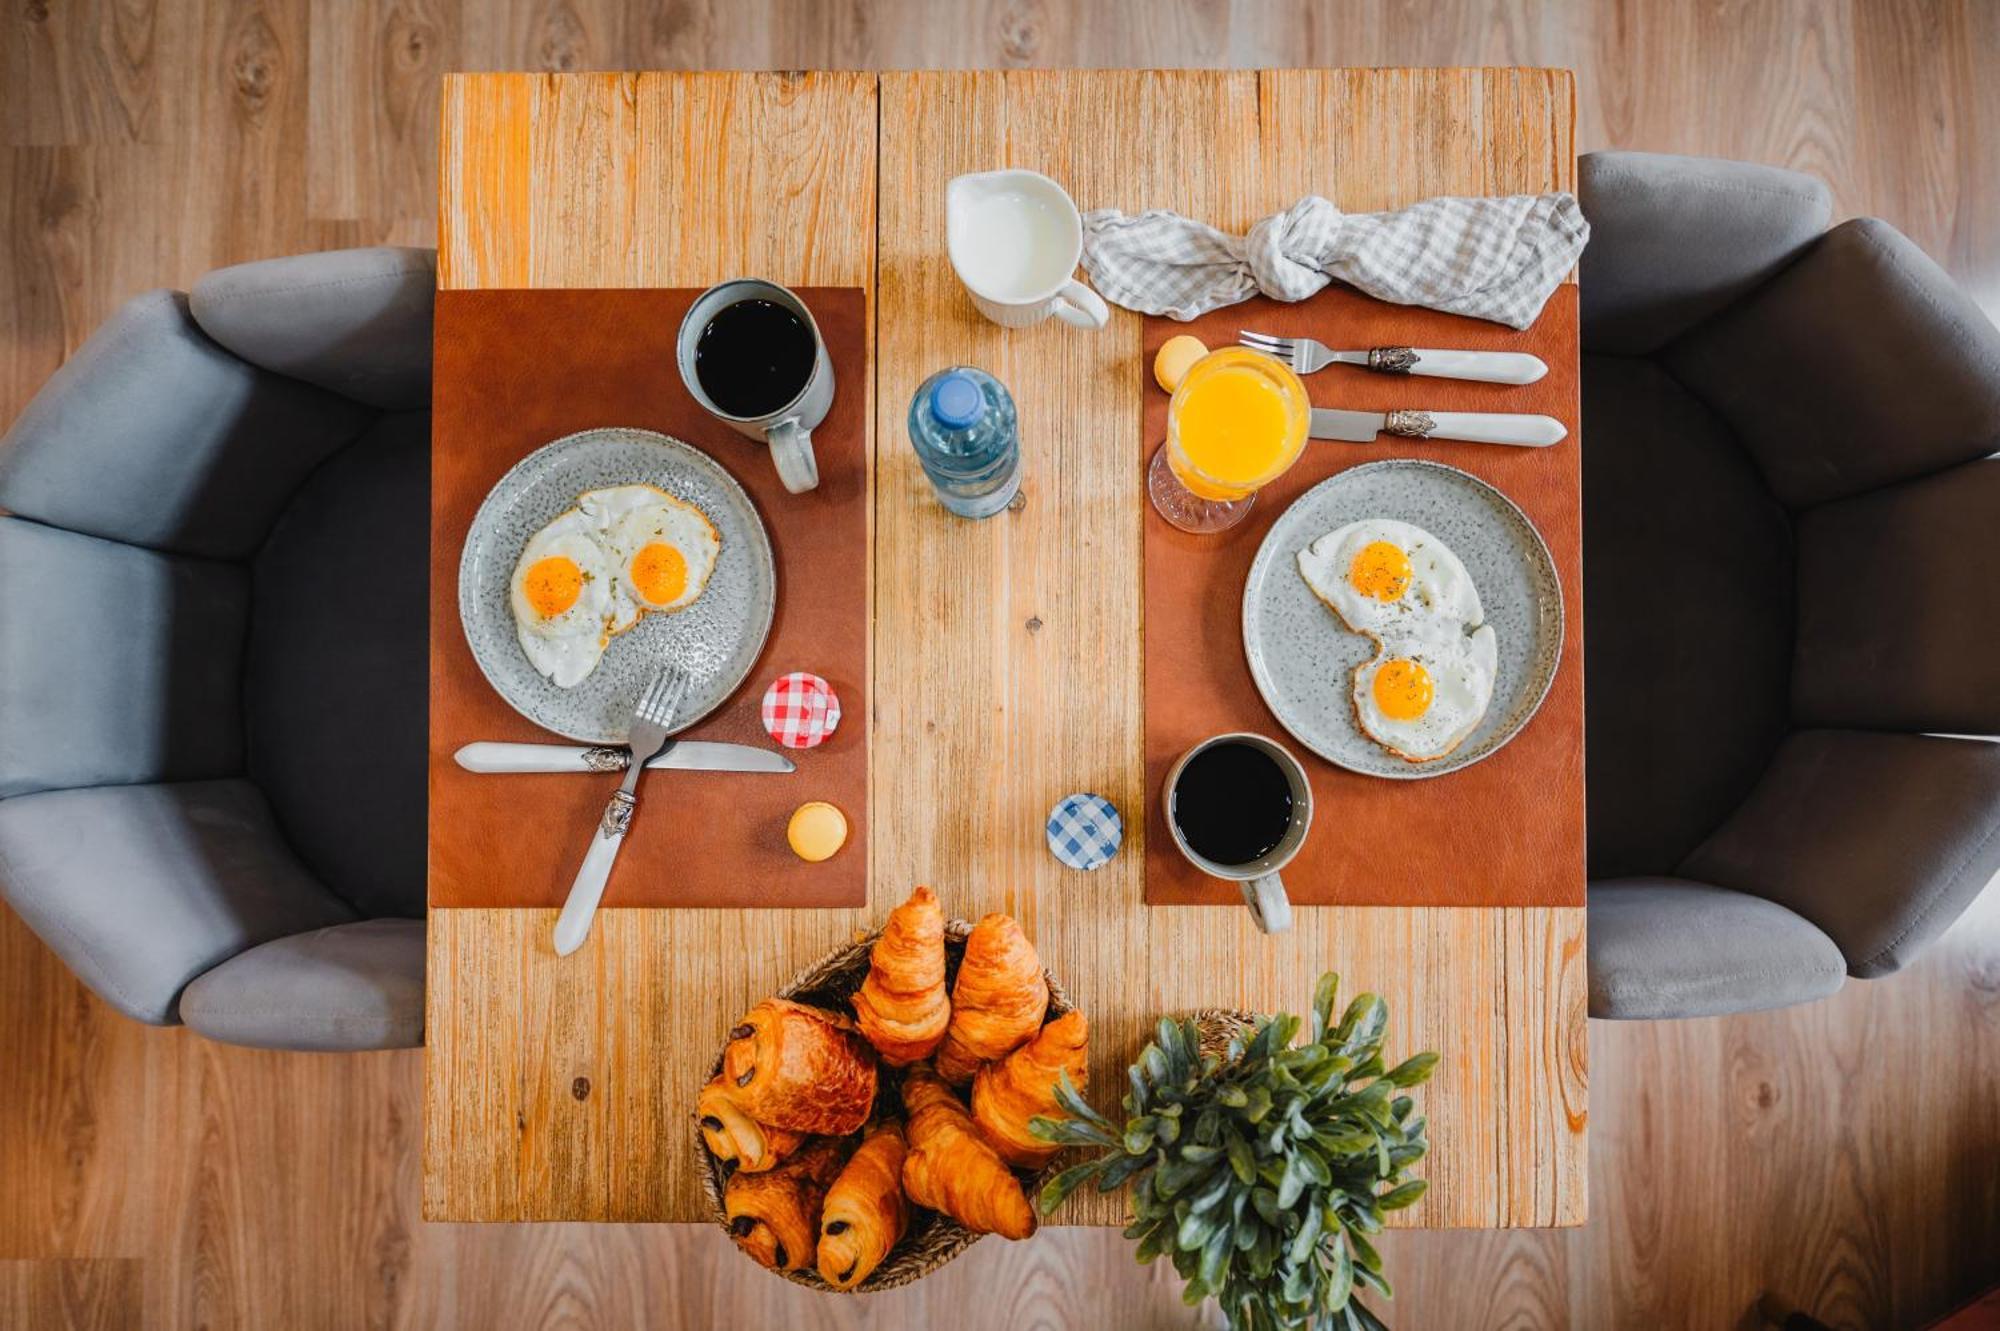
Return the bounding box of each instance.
[929,371,986,429]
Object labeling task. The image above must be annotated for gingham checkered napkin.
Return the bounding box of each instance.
[1080,193,1589,329]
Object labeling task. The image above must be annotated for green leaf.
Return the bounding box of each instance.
[1027,1114,1118,1148]
[1096,1151,1150,1192]
[1250,1187,1282,1226]
[1037,1161,1100,1214]
[1386,1050,1439,1086]
[1198,1223,1231,1292]
[1187,1170,1233,1215]
[1312,971,1340,1043]
[1176,1206,1216,1252]
[1378,1179,1427,1211]
[1217,1085,1249,1109]
[1050,1069,1097,1122]
[1226,1130,1257,1185]
[1326,1230,1354,1310]
[1156,1155,1210,1198]
[1336,994,1388,1053]
[1156,1111,1181,1145]
[1349,1229,1383,1273]
[1285,1199,1323,1267]
[1124,1117,1158,1153]
[1243,1084,1274,1124]
[1275,1157,1306,1209]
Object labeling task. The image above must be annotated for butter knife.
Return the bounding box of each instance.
[453,740,796,775]
[1310,406,1567,448]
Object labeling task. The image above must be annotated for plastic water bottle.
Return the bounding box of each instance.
[907,367,1021,518]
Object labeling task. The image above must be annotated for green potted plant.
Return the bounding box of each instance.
[1032,973,1437,1331]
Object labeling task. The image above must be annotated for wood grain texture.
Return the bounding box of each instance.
[3,3,1999,1327]
[426,71,878,1222]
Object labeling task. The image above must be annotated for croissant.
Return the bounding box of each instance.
[697,1075,807,1173]
[722,998,878,1136]
[972,1010,1089,1169]
[724,1137,849,1272]
[816,1121,910,1289]
[934,914,1049,1084]
[901,1065,1037,1240]
[852,886,951,1066]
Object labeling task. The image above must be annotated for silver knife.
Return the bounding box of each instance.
[453,740,796,775]
[1311,406,1568,448]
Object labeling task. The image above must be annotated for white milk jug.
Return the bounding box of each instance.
[946,169,1111,330]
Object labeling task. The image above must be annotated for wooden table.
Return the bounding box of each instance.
[426,68,1587,1228]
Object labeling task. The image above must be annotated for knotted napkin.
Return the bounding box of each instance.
[1080,193,1589,329]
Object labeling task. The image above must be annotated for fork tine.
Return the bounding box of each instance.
[1237,330,1282,347]
[637,667,673,719]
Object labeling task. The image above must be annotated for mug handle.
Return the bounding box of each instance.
[766,418,820,494]
[1241,874,1293,935]
[1052,279,1110,329]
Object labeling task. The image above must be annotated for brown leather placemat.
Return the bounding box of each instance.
[429,288,867,910]
[1143,288,1584,908]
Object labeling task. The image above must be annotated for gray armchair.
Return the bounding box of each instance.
[1579,152,2000,1018]
[0,247,433,1050]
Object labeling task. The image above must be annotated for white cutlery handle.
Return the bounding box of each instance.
[553,795,632,956]
[1406,349,1548,385]
[1410,411,1568,447]
[457,741,610,774]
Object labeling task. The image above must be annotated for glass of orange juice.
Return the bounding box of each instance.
[1149,347,1310,533]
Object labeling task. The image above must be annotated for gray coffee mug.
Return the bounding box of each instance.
[676,279,830,494]
[1161,732,1309,934]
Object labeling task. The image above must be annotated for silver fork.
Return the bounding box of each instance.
[552,664,690,957]
[1238,331,1547,385]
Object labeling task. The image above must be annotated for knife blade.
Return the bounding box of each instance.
[1310,406,1568,448]
[453,740,797,775]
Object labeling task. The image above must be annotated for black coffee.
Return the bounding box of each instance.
[693,299,815,418]
[1171,741,1294,866]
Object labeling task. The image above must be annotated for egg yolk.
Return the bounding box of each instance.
[523,556,583,619]
[629,542,689,606]
[1372,658,1434,721]
[1347,540,1413,601]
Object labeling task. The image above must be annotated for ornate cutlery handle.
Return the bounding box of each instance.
[553,790,636,956]
[1384,410,1567,447]
[1371,348,1548,385]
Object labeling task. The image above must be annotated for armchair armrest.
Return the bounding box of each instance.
[1579,150,1830,356]
[1681,730,2000,977]
[0,780,355,1024]
[0,289,373,559]
[191,247,436,412]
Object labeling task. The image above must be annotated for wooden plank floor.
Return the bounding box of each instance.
[3,2,1998,1328]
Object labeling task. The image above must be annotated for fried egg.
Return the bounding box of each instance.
[1296,518,1483,641]
[1297,518,1498,763]
[1350,629,1497,761]
[582,484,721,615]
[509,508,616,688]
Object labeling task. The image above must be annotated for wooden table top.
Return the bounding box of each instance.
[426,68,1587,1229]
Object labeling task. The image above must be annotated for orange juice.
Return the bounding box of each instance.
[1166,349,1309,501]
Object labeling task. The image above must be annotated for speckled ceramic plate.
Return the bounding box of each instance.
[1242,460,1563,780]
[458,428,776,744]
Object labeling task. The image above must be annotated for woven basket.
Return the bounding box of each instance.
[699,919,1075,1293]
[1189,1008,1259,1064]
